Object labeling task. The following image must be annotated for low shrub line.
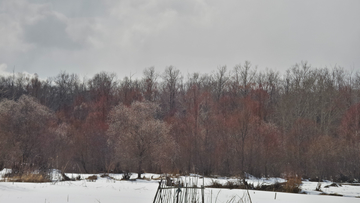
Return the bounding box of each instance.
[207,176,302,193]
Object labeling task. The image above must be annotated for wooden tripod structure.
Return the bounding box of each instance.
[153,176,205,203]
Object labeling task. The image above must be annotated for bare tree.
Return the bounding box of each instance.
[142,67,158,102]
[0,95,55,172]
[107,101,172,178]
[162,66,182,115]
[51,71,81,113]
[213,66,229,101]
[232,61,256,97]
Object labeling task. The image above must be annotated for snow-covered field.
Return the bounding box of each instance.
[0,170,359,203]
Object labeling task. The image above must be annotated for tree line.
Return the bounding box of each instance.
[0,61,359,181]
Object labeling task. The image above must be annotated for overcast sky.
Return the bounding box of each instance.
[1,0,359,79]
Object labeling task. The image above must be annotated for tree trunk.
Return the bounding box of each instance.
[138,159,142,179]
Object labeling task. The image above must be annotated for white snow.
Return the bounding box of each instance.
[0,170,359,203]
[301,180,360,197]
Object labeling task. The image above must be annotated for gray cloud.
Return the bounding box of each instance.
[28,0,107,17]
[0,0,359,79]
[23,14,82,49]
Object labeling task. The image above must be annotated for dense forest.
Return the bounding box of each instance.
[0,61,359,181]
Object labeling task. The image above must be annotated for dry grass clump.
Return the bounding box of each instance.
[254,182,282,191]
[100,174,116,181]
[151,175,162,180]
[207,179,253,190]
[208,180,223,188]
[6,173,50,182]
[324,183,341,188]
[284,176,302,193]
[320,192,343,196]
[86,175,98,182]
[100,174,109,178]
